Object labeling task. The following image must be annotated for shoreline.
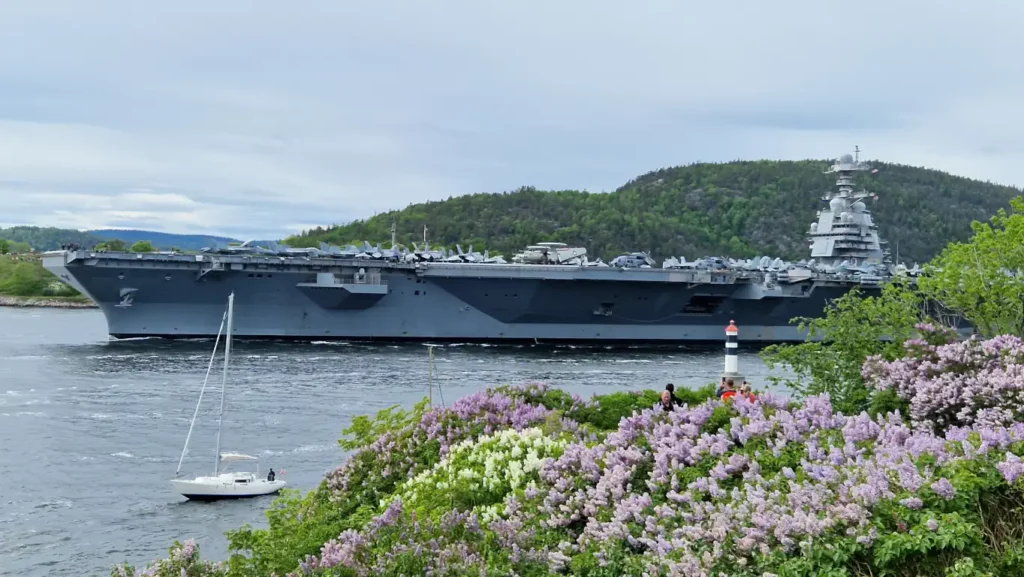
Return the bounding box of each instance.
[0,295,98,309]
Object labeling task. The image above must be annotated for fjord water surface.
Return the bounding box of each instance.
[0,307,774,576]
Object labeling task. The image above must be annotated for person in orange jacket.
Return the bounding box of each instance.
[720,378,737,400]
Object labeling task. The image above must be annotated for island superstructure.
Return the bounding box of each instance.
[43,150,910,343]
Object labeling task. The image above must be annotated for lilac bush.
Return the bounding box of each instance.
[325,385,567,506]
[111,539,224,577]
[117,382,1024,577]
[863,324,1024,430]
[294,504,543,576]
[394,426,570,522]
[291,390,1024,576]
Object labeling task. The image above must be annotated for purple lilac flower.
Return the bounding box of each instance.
[863,330,1024,431]
[900,497,924,510]
[999,452,1024,483]
[930,478,956,500]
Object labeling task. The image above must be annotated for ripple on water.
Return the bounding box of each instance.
[33,499,74,510]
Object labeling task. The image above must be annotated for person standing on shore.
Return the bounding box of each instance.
[720,378,737,400]
[715,377,727,397]
[739,381,757,402]
[660,383,683,411]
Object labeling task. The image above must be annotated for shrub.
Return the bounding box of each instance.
[289,391,1024,576]
[0,261,48,296]
[130,240,155,253]
[111,540,223,576]
[761,281,927,415]
[226,386,561,576]
[864,324,1024,431]
[117,383,1024,577]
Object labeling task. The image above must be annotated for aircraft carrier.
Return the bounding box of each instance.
[43,149,915,343]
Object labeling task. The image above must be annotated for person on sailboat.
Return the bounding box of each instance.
[267,468,276,482]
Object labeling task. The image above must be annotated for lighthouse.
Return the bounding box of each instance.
[721,320,744,383]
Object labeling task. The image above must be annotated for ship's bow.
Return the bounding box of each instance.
[41,250,97,301]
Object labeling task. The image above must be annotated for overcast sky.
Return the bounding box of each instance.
[1,1,1022,240]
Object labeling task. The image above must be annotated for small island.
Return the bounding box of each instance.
[113,198,1024,576]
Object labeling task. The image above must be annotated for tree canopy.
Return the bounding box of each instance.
[286,159,1022,264]
[0,226,105,252]
[129,240,155,253]
[761,280,926,415]
[0,226,236,252]
[89,229,238,251]
[917,197,1024,338]
[96,239,128,252]
[0,255,80,298]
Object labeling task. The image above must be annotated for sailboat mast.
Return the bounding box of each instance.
[175,310,227,477]
[214,292,234,475]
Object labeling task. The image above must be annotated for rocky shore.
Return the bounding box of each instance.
[0,295,97,308]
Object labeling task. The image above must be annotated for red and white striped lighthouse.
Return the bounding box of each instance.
[722,320,743,382]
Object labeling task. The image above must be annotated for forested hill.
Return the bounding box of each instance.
[0,227,105,252]
[285,159,1022,265]
[0,226,239,252]
[87,229,239,251]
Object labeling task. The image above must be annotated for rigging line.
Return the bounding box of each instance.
[174,306,228,477]
[427,345,446,408]
[437,366,446,409]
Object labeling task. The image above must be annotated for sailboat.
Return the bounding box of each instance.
[170,292,286,500]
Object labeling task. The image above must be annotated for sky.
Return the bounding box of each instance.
[1,0,1023,240]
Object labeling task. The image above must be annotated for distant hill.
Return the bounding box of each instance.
[0,226,105,252]
[86,229,239,251]
[0,226,240,252]
[285,159,1024,265]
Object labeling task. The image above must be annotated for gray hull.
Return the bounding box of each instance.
[44,251,880,343]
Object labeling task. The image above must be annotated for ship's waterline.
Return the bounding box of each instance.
[44,254,873,342]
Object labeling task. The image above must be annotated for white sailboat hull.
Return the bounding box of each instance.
[172,294,288,502]
[171,473,286,501]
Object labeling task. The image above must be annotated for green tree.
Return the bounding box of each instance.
[96,239,128,252]
[0,256,83,298]
[760,280,926,415]
[130,240,155,253]
[7,241,31,254]
[0,239,8,255]
[918,196,1024,337]
[0,262,49,296]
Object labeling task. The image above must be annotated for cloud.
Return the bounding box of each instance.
[1,0,1023,239]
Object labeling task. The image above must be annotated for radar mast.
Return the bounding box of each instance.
[808,148,889,269]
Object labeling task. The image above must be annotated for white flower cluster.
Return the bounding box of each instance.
[396,427,565,510]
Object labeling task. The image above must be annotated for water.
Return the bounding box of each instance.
[0,307,777,576]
